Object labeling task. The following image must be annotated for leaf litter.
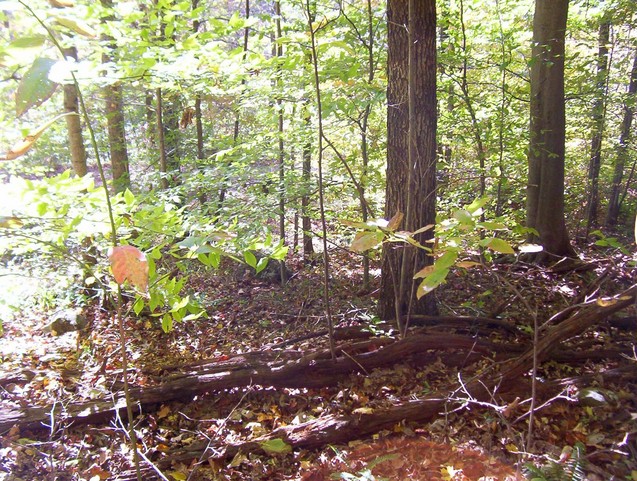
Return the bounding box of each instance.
[0,245,636,480]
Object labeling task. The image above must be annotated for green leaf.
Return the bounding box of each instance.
[123,189,135,206]
[270,244,288,261]
[244,250,257,268]
[255,256,269,274]
[465,196,490,214]
[483,237,515,254]
[416,267,450,299]
[133,297,144,315]
[16,57,58,117]
[259,438,292,455]
[54,16,97,38]
[161,313,173,333]
[8,35,46,49]
[434,250,458,270]
[351,230,384,252]
[478,221,507,230]
[452,209,474,226]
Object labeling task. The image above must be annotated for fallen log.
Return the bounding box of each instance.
[0,333,497,433]
[157,285,637,465]
[2,284,634,441]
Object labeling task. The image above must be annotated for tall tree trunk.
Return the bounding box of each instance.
[218,0,250,210]
[584,20,610,236]
[526,0,575,259]
[379,0,438,328]
[154,1,181,189]
[145,91,155,145]
[606,48,637,227]
[156,88,169,190]
[62,46,87,178]
[359,0,375,291]
[437,10,454,202]
[274,0,288,284]
[458,0,486,204]
[494,0,509,217]
[104,82,130,193]
[101,0,130,193]
[193,0,204,163]
[301,105,314,261]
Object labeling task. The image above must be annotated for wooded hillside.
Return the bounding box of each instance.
[0,1,636,480]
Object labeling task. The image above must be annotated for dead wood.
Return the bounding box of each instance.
[157,285,637,465]
[0,333,496,433]
[2,284,634,462]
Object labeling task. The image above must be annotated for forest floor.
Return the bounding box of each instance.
[0,243,636,481]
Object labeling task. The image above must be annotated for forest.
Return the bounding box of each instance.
[0,0,636,480]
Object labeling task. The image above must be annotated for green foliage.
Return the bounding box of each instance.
[590,230,630,255]
[15,57,58,117]
[524,443,587,481]
[0,173,206,332]
[348,197,520,298]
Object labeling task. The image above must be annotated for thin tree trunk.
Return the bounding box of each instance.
[301,62,314,261]
[494,0,509,217]
[359,0,375,291]
[526,0,575,259]
[218,0,250,210]
[156,88,168,190]
[145,91,155,147]
[606,48,637,226]
[62,46,87,178]
[275,0,288,284]
[458,0,486,203]
[193,0,204,166]
[584,20,610,236]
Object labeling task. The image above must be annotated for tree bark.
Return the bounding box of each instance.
[379,0,438,325]
[526,0,575,259]
[62,46,88,178]
[585,20,610,235]
[606,48,637,226]
[101,0,130,193]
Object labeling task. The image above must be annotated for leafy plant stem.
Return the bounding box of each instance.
[116,285,142,481]
[306,0,336,359]
[19,2,140,477]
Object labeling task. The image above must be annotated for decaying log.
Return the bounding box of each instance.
[160,285,637,465]
[0,333,497,433]
[1,284,635,448]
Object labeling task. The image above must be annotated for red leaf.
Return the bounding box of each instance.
[108,245,149,292]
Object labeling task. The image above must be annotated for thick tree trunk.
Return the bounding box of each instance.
[379,0,438,325]
[104,82,130,192]
[101,0,130,193]
[526,0,575,259]
[606,48,637,226]
[62,47,87,178]
[585,20,610,235]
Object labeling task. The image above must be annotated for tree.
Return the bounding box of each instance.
[584,18,610,236]
[62,46,87,178]
[526,0,576,260]
[379,0,438,328]
[101,0,130,193]
[606,47,637,227]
